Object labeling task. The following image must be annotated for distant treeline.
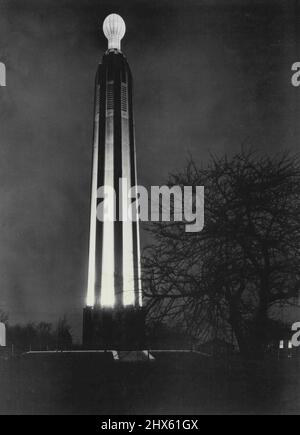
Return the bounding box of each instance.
[4,316,73,352]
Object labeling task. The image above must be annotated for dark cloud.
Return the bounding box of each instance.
[0,0,299,339]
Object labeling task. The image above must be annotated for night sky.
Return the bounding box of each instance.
[0,0,299,340]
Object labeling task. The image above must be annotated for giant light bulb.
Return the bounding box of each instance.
[103,14,126,51]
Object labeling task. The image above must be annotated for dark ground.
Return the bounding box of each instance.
[0,352,299,415]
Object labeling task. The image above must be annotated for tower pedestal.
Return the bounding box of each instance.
[82,306,145,350]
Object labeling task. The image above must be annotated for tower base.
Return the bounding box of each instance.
[82,306,145,350]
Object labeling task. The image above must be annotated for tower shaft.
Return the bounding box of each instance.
[83,49,144,349]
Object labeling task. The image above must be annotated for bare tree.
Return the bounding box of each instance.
[143,151,300,359]
[56,316,73,350]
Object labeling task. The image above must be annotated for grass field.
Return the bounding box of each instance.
[0,352,299,414]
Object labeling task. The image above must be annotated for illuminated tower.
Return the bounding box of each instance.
[83,14,144,349]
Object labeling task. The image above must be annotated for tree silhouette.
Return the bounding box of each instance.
[56,316,72,350]
[6,319,73,352]
[143,151,300,359]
